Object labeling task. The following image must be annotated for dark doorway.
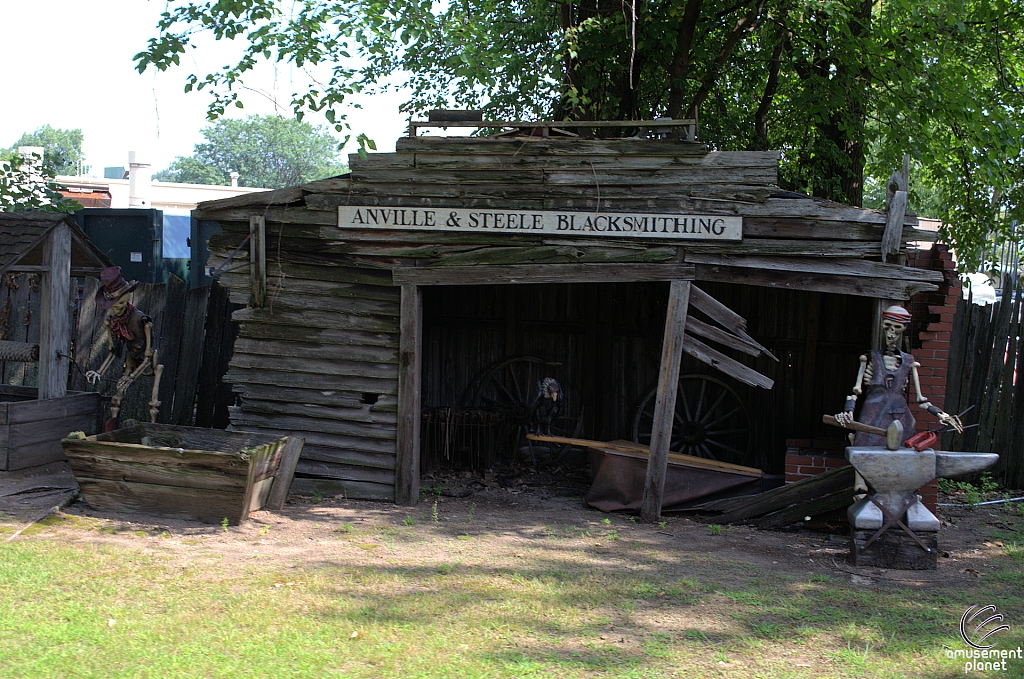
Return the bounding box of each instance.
[419,282,873,475]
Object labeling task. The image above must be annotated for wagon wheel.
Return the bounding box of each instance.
[632,373,751,464]
[463,356,577,461]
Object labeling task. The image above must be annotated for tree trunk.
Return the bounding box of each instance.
[665,0,705,119]
[752,22,787,151]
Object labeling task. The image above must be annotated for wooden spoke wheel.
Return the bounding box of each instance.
[632,373,751,464]
[462,356,577,460]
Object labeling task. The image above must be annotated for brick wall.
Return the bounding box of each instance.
[907,242,961,432]
[780,243,957,516]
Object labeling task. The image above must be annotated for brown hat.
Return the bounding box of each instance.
[95,266,139,309]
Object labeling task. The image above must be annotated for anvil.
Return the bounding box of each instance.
[846,446,998,532]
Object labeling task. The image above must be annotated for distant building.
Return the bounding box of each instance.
[55,152,268,271]
[55,151,265,212]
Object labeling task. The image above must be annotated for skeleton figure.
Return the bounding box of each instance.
[85,266,164,429]
[530,377,562,436]
[834,305,962,446]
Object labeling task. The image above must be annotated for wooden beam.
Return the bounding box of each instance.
[266,436,305,510]
[391,263,695,286]
[881,190,908,262]
[249,216,266,307]
[526,434,763,477]
[7,265,49,273]
[70,267,105,277]
[37,222,71,400]
[693,263,939,300]
[683,335,774,389]
[685,253,944,283]
[395,285,422,506]
[688,285,776,359]
[641,280,692,522]
[684,316,760,357]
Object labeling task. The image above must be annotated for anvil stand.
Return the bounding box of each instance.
[845,422,998,570]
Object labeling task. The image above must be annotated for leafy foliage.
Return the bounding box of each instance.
[153,156,228,186]
[136,1,1024,267]
[154,115,348,189]
[5,125,86,176]
[0,152,81,213]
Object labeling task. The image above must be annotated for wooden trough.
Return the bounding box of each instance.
[62,423,303,525]
[0,385,100,471]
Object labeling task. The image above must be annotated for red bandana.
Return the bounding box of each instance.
[109,304,136,343]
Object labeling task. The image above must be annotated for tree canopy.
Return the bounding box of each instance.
[153,115,348,189]
[0,152,81,213]
[136,0,1024,269]
[3,125,86,176]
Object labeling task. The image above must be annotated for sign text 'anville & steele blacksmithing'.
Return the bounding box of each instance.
[338,206,742,241]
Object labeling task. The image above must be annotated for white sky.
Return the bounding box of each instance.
[0,0,413,175]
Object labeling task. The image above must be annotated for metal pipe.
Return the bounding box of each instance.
[937,496,1024,507]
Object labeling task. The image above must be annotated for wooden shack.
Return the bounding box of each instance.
[192,121,944,513]
[0,212,112,470]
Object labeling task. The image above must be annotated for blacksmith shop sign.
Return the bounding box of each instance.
[338,206,742,241]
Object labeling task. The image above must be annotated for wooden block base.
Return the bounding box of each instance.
[850,529,938,570]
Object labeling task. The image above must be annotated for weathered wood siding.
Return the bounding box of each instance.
[0,386,100,471]
[195,137,938,498]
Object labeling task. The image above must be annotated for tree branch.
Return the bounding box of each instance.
[685,0,768,118]
[753,21,788,151]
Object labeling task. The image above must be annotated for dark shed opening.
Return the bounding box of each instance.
[420,281,873,477]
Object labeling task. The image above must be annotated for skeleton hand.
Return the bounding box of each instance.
[116,374,133,392]
[85,370,102,385]
[834,411,855,427]
[938,411,964,434]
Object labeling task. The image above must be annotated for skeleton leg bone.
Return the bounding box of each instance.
[104,356,154,431]
[149,351,163,423]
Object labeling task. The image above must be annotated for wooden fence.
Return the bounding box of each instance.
[945,276,1024,489]
[0,274,238,428]
[70,277,239,427]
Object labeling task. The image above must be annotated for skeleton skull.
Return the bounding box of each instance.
[110,294,131,317]
[881,318,905,351]
[881,305,912,352]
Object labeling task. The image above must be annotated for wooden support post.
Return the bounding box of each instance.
[249,216,266,307]
[395,285,422,506]
[37,221,71,399]
[641,280,692,521]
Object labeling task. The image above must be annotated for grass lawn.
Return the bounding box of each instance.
[1,503,1023,678]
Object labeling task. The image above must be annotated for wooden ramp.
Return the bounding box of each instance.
[528,434,762,512]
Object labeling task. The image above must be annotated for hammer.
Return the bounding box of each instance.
[822,414,905,451]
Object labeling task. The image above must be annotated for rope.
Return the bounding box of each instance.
[0,340,38,362]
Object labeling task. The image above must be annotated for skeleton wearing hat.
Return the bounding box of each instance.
[834,305,962,446]
[85,266,163,428]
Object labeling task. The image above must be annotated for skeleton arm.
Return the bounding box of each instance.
[85,353,116,385]
[86,320,118,385]
[835,355,869,426]
[910,361,963,433]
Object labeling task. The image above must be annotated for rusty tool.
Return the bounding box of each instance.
[823,410,977,452]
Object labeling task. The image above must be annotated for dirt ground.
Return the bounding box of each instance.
[1,463,1017,591]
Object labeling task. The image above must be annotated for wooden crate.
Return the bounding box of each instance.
[62,423,303,525]
[0,385,101,471]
